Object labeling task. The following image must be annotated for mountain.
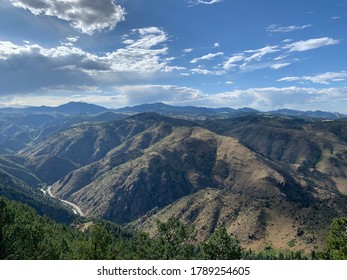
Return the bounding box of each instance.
[0,155,41,186]
[2,103,347,251]
[0,106,126,154]
[19,113,192,183]
[53,102,110,115]
[14,112,346,251]
[114,102,345,120]
[115,102,218,115]
[270,109,345,120]
[1,101,344,120]
[52,124,321,224]
[114,102,260,118]
[0,170,74,223]
[0,101,109,116]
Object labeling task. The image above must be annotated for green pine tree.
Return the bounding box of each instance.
[201,227,242,260]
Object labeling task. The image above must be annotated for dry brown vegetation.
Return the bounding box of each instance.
[16,113,347,251]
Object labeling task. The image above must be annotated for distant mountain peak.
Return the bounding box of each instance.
[0,101,345,119]
[56,101,107,113]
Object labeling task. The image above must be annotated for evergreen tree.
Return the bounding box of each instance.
[201,227,242,260]
[156,217,197,259]
[324,217,347,259]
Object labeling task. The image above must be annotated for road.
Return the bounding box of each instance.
[46,186,85,217]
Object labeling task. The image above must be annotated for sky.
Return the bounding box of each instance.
[0,0,346,112]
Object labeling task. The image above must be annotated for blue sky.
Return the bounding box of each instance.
[0,0,346,112]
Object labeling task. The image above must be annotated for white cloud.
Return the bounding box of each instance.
[9,0,125,35]
[214,42,220,48]
[125,27,167,50]
[278,71,347,84]
[183,48,194,53]
[274,54,289,61]
[188,0,224,6]
[223,55,244,70]
[3,83,347,114]
[192,86,347,113]
[66,36,79,43]
[270,63,291,70]
[220,46,280,72]
[218,37,339,74]
[267,24,312,33]
[277,77,301,82]
[191,65,226,75]
[244,46,280,63]
[239,62,273,72]
[114,84,206,105]
[61,36,79,47]
[104,27,181,74]
[190,52,224,63]
[284,37,339,52]
[115,84,339,110]
[0,41,97,93]
[282,39,293,43]
[330,16,341,20]
[0,28,181,94]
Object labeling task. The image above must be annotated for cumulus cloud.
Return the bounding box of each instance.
[277,71,347,84]
[267,24,312,33]
[102,85,347,113]
[190,52,224,63]
[103,27,180,74]
[3,84,347,113]
[0,27,181,94]
[115,84,336,110]
[0,41,96,93]
[9,0,125,35]
[284,37,339,52]
[2,79,347,114]
[192,86,347,113]
[114,84,206,105]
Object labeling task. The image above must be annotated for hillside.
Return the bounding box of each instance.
[1,109,347,251]
[0,103,126,154]
[114,102,345,120]
[0,170,74,224]
[3,196,324,260]
[18,113,343,251]
[53,126,288,221]
[201,116,347,195]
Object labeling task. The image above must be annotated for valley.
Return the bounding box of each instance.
[1,102,347,252]
[46,186,85,217]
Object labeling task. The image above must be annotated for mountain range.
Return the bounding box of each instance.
[1,102,347,251]
[1,101,345,119]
